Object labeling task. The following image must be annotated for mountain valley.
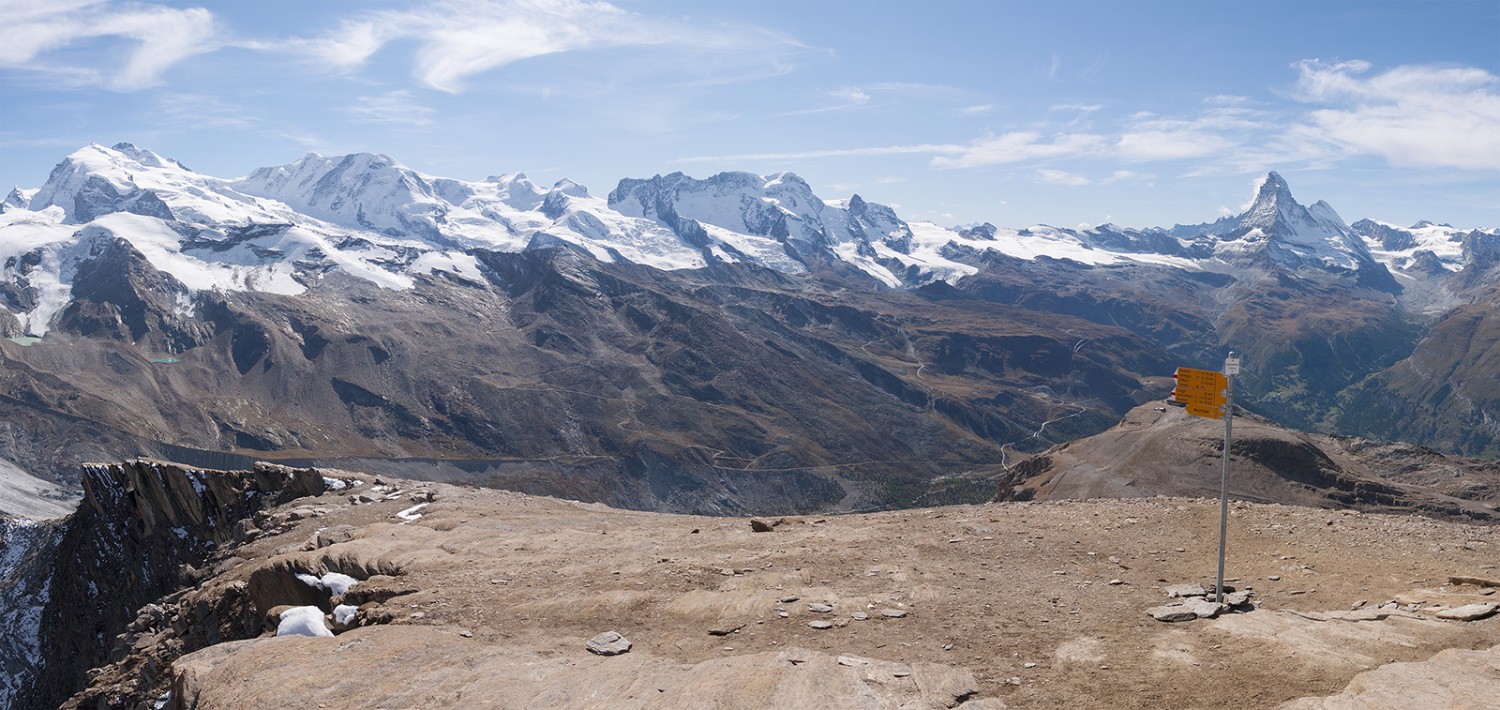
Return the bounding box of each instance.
[2,144,1497,515]
[2,144,1499,709]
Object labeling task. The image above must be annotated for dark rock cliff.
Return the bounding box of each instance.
[12,460,324,709]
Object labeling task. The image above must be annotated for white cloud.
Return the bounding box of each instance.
[830,86,871,105]
[678,131,1104,169]
[1116,123,1236,161]
[1102,170,1146,184]
[777,85,873,116]
[1114,104,1265,162]
[0,0,218,90]
[1035,169,1089,186]
[347,90,437,126]
[929,132,1105,169]
[1287,59,1500,171]
[153,93,257,130]
[288,0,800,94]
[1239,174,1270,211]
[676,143,955,163]
[955,103,994,116]
[146,93,326,150]
[687,60,1500,180]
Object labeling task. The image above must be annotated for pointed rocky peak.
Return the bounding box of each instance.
[1238,171,1300,230]
[3,186,31,210]
[1256,171,1291,201]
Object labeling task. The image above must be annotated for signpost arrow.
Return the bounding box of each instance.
[1172,367,1228,418]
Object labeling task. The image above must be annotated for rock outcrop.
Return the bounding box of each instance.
[10,460,323,709]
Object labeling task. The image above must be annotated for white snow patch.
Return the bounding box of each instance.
[396,502,428,522]
[275,606,333,638]
[334,604,358,626]
[0,457,79,519]
[294,571,361,596]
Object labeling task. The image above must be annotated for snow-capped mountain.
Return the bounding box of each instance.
[3,144,1495,340]
[1166,172,1396,290]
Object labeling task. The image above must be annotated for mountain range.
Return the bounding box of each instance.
[2,144,1498,515]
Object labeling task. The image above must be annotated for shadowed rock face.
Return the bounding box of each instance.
[953,251,1424,435]
[1338,285,1500,458]
[3,247,1173,514]
[13,460,323,710]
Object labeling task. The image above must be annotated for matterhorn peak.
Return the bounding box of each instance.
[1250,171,1294,208]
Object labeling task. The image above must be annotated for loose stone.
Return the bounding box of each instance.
[1166,583,1207,598]
[586,631,632,656]
[1435,603,1499,621]
[1147,604,1198,623]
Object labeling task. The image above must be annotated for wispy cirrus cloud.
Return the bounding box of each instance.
[687,59,1499,184]
[776,86,872,116]
[1030,168,1153,188]
[0,0,218,90]
[1035,169,1089,186]
[346,90,437,127]
[147,93,325,149]
[677,130,1106,168]
[778,82,975,117]
[930,132,1106,169]
[676,143,960,163]
[1286,59,1500,171]
[283,0,804,93]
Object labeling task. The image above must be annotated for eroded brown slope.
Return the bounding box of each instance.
[999,403,1500,522]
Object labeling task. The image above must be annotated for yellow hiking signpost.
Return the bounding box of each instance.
[1171,367,1227,418]
[1172,353,1241,603]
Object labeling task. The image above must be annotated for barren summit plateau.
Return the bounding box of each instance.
[44,462,1500,710]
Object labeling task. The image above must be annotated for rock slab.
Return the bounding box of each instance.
[586,631,632,656]
[1434,602,1498,621]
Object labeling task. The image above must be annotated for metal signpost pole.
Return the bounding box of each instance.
[1214,352,1239,604]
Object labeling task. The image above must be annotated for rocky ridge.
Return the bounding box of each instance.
[996,403,1500,522]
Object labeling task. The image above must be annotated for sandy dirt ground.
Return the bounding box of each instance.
[155,476,1500,709]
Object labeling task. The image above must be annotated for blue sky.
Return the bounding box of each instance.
[1,0,1497,229]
